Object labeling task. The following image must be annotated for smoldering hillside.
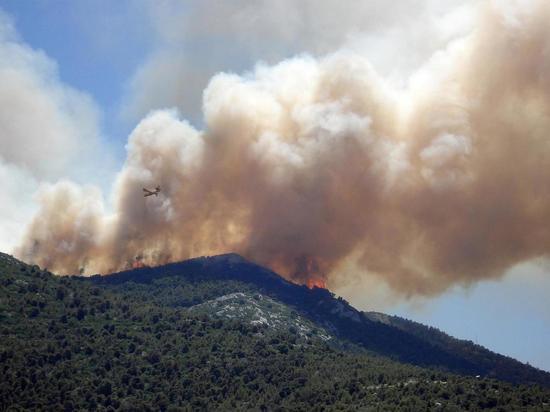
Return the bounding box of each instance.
[16,1,550,296]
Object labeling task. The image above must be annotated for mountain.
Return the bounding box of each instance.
[88,253,550,386]
[1,251,549,411]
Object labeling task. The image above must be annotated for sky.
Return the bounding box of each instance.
[0,0,548,372]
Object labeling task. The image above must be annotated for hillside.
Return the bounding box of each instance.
[89,253,550,386]
[363,312,546,387]
[1,252,550,411]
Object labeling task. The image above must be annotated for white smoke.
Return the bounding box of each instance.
[0,10,110,251]
[11,0,550,297]
[122,0,477,124]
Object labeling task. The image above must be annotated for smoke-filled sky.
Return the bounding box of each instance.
[0,0,549,370]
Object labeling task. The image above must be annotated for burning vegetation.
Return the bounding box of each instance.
[131,256,148,270]
[306,279,327,290]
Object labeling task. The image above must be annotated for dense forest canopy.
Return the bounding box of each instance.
[1,252,549,411]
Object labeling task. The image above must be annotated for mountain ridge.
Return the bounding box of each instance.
[84,252,550,386]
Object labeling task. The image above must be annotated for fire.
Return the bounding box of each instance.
[293,255,328,289]
[131,256,147,269]
[131,261,146,269]
[306,278,327,289]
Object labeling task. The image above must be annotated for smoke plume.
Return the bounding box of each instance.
[0,10,107,252]
[16,1,550,296]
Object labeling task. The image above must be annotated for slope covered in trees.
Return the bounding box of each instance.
[90,253,550,386]
[1,252,549,411]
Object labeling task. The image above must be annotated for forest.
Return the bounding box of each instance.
[1,252,549,411]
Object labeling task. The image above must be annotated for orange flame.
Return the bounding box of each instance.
[306,278,327,289]
[131,255,147,269]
